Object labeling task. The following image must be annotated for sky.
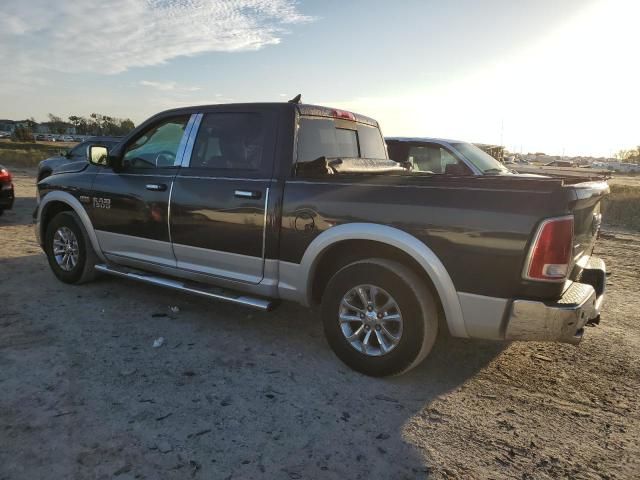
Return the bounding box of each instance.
[0,0,637,157]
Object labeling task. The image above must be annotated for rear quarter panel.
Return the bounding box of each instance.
[280,175,572,299]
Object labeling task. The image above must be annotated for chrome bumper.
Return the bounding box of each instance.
[505,257,606,345]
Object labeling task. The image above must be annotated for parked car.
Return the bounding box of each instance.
[34,101,608,376]
[37,136,122,181]
[0,165,15,215]
[386,137,515,175]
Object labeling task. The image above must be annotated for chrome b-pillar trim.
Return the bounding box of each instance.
[174,114,197,167]
[180,113,203,167]
[261,187,270,261]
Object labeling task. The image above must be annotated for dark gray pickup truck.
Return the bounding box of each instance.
[34,101,608,376]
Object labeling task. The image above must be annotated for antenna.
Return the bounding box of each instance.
[288,94,302,104]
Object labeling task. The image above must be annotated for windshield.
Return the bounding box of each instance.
[451,142,511,174]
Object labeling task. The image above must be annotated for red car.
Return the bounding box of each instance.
[0,165,15,216]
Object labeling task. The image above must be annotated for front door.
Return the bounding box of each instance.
[90,114,192,267]
[169,109,276,284]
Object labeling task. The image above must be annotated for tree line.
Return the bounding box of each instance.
[12,113,136,141]
[616,146,640,164]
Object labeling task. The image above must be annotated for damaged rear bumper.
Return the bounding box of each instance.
[505,256,606,344]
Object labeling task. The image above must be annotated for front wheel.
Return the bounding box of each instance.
[44,211,98,284]
[321,258,439,377]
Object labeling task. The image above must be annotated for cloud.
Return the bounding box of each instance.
[0,0,312,75]
[139,80,201,92]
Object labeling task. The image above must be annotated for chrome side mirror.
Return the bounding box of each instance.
[88,145,109,166]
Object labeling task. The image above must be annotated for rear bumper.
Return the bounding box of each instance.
[505,256,606,344]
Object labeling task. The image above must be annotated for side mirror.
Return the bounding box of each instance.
[88,145,109,166]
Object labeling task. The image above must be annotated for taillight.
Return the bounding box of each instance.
[523,215,574,282]
[0,168,11,182]
[331,109,356,121]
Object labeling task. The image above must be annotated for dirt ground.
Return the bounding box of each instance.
[1,168,638,480]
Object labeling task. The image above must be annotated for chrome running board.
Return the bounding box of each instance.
[94,264,275,311]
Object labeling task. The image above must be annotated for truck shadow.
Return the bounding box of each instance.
[97,275,506,478]
[1,253,506,479]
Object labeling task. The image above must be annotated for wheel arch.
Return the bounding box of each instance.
[37,191,106,262]
[37,168,52,182]
[279,223,468,338]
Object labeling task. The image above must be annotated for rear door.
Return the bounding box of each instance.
[91,114,193,267]
[169,108,277,284]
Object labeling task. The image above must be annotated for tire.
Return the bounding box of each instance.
[44,211,98,284]
[321,258,439,377]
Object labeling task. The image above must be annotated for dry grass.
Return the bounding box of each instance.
[0,140,73,167]
[602,184,640,231]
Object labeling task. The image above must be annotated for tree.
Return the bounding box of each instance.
[68,115,81,128]
[616,147,640,163]
[47,113,67,134]
[12,125,34,141]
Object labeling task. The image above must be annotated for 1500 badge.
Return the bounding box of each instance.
[93,197,111,209]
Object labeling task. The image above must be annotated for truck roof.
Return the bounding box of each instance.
[154,102,379,127]
[386,136,465,145]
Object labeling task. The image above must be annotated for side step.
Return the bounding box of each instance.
[94,264,276,311]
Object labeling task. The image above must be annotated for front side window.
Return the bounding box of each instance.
[123,116,189,169]
[190,113,265,170]
[408,144,472,175]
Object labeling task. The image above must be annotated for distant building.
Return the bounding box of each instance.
[0,119,32,133]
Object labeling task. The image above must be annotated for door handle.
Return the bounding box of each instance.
[234,190,262,199]
[146,183,167,192]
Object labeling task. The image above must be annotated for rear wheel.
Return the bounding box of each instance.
[44,211,98,284]
[321,258,439,376]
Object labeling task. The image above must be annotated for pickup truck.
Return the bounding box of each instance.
[34,101,609,376]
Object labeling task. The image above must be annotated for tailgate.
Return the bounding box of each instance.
[569,180,609,267]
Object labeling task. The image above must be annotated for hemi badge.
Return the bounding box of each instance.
[79,195,90,204]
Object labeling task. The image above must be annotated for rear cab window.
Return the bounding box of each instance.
[296,115,387,165]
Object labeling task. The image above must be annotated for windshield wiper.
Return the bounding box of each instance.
[482,168,508,174]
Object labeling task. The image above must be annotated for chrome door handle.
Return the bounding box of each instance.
[146,183,167,191]
[234,190,261,199]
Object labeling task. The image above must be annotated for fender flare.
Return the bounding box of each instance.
[297,223,468,338]
[37,191,106,263]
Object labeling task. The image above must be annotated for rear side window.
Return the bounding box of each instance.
[296,117,386,163]
[190,113,265,170]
